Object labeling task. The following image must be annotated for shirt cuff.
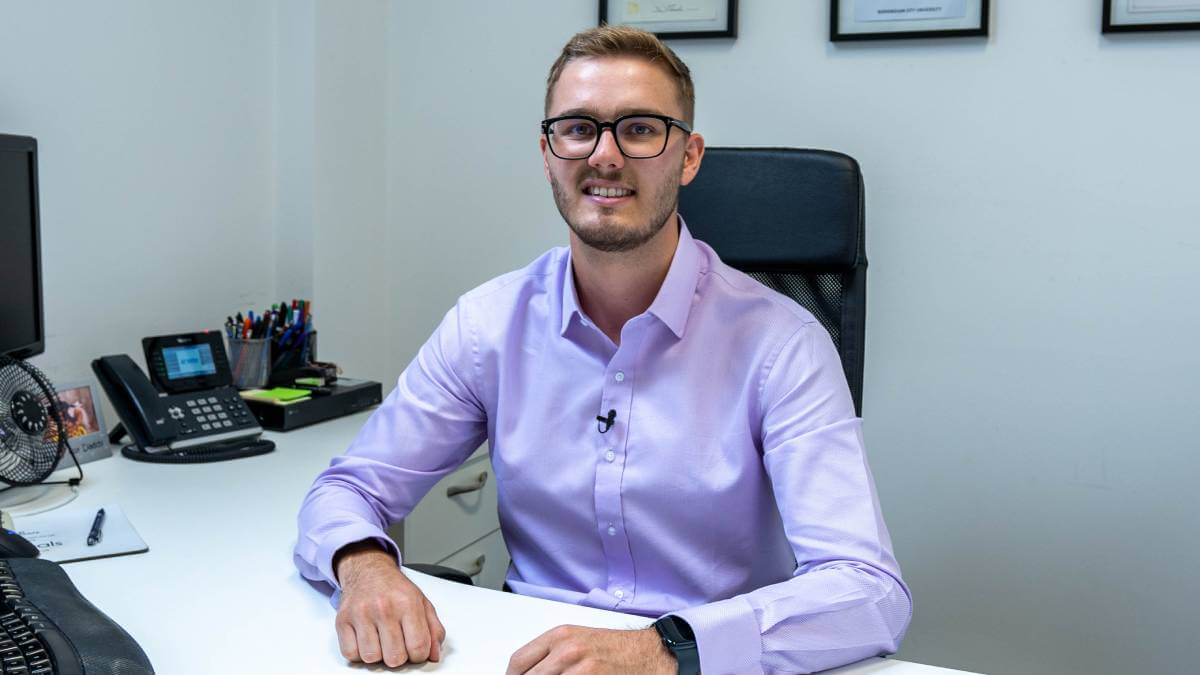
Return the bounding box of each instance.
[315,523,402,595]
[669,594,762,675]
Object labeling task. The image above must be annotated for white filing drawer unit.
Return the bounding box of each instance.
[436,529,509,592]
[388,450,510,590]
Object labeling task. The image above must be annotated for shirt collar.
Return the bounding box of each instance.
[560,254,584,336]
[559,216,702,340]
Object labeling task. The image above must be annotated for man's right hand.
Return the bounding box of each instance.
[333,540,446,667]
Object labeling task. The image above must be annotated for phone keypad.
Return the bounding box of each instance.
[168,387,258,437]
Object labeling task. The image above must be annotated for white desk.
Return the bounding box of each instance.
[36,412,973,674]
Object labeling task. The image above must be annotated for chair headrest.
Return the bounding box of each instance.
[679,147,865,271]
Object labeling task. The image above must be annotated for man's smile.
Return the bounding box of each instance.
[580,178,636,206]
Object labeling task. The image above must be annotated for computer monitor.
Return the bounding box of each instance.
[0,134,44,360]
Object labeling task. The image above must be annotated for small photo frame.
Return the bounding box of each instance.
[48,381,112,469]
[1103,0,1200,33]
[600,0,737,39]
[831,0,990,41]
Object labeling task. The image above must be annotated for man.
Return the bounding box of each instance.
[295,26,911,674]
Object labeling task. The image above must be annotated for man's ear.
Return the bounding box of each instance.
[540,135,552,183]
[679,132,705,187]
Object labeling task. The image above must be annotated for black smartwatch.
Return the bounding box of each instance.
[653,615,700,674]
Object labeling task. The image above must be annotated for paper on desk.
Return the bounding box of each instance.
[13,503,148,564]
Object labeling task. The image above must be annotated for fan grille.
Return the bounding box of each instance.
[0,356,67,486]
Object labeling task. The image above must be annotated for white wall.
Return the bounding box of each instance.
[1,0,390,422]
[274,0,316,305]
[275,0,392,381]
[382,2,1200,674]
[0,0,278,394]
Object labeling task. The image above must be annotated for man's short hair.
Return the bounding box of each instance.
[545,25,695,124]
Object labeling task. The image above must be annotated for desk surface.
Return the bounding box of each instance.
[34,412,972,674]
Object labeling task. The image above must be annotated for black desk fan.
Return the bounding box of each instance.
[0,356,83,511]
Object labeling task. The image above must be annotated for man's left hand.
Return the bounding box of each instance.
[507,625,676,675]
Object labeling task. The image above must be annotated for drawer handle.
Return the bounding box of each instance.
[446,471,488,498]
[466,554,486,577]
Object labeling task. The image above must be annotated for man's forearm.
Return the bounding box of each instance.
[334,539,399,585]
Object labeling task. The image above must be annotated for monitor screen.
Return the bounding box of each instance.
[162,344,218,380]
[0,135,43,359]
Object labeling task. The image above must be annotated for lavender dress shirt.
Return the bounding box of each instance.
[295,220,911,674]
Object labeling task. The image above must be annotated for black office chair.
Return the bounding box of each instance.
[678,147,867,415]
[404,561,475,586]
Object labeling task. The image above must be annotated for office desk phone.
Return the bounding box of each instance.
[92,332,263,456]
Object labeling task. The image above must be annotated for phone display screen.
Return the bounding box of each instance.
[143,332,233,393]
[162,344,217,380]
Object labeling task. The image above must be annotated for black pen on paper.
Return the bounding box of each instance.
[86,508,106,546]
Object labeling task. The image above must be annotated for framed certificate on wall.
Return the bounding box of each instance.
[831,0,990,41]
[600,0,737,39]
[1103,0,1200,32]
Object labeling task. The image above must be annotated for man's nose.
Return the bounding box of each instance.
[588,128,626,170]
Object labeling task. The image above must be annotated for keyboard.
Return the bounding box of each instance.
[0,558,152,674]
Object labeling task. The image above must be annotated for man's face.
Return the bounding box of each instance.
[541,56,703,253]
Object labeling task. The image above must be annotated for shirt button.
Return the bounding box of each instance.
[607,525,617,536]
[614,371,625,382]
[605,450,615,462]
[614,589,624,599]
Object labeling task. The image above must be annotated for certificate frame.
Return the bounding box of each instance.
[831,0,990,41]
[1102,0,1200,33]
[599,0,738,40]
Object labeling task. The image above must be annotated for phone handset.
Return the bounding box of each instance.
[91,355,179,449]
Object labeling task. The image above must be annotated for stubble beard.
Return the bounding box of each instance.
[551,162,683,254]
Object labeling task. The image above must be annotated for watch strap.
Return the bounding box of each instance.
[653,615,700,674]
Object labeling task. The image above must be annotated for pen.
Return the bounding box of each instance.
[278,321,297,348]
[87,508,106,546]
[300,314,313,363]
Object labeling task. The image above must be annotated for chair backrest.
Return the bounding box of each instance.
[678,147,867,415]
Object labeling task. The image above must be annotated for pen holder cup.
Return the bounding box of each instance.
[227,338,272,390]
[267,330,318,386]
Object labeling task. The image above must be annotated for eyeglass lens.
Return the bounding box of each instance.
[547,117,672,159]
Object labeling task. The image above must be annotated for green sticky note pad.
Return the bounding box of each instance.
[295,377,324,386]
[243,387,312,402]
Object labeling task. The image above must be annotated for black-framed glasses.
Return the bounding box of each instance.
[541,114,692,160]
